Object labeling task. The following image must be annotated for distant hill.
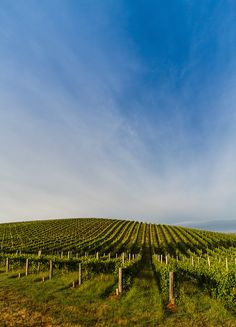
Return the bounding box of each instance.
[181,219,236,233]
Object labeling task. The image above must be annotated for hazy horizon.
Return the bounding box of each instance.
[1,1,236,227]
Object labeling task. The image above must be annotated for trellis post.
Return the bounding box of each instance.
[49,260,53,279]
[6,258,9,273]
[169,272,175,305]
[25,258,29,276]
[78,263,82,286]
[118,267,123,294]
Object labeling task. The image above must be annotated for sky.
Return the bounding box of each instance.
[0,1,236,229]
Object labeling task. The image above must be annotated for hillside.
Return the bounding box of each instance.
[0,217,235,255]
[0,218,235,326]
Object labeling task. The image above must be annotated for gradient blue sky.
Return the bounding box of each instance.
[1,1,236,227]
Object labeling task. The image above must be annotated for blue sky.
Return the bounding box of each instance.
[0,1,236,227]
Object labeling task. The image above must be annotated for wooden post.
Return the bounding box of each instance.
[191,256,194,265]
[122,252,125,264]
[25,258,29,276]
[18,273,21,278]
[78,263,82,286]
[96,252,99,260]
[169,272,175,305]
[165,255,168,265]
[132,254,135,260]
[49,260,53,280]
[207,256,211,268]
[6,258,9,273]
[160,254,163,263]
[108,253,111,260]
[118,267,123,294]
[68,251,70,259]
[38,250,42,257]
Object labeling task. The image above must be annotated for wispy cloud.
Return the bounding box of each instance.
[0,1,236,225]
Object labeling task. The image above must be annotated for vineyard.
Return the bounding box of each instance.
[0,217,235,326]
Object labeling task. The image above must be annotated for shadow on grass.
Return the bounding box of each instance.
[151,262,161,292]
[8,273,22,279]
[100,282,116,299]
[57,283,73,291]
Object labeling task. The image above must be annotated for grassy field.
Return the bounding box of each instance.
[0,265,235,326]
[0,218,235,326]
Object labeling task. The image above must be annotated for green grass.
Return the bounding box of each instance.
[165,281,236,327]
[0,267,235,327]
[0,218,235,326]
